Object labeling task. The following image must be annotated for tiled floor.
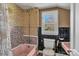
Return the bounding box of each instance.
[56,53,68,56]
[37,50,68,56]
[37,53,68,56]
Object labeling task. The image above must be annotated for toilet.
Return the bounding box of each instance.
[43,38,55,56]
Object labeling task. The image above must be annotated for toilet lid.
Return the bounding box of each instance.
[44,38,55,48]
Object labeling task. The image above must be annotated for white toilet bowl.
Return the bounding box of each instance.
[43,49,55,56]
[43,38,55,56]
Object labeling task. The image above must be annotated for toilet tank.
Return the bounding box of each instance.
[44,38,55,49]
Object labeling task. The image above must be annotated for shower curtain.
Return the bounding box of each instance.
[0,4,12,56]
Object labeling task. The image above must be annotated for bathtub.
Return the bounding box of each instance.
[11,44,37,56]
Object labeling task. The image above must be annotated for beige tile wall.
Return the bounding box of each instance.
[8,4,70,36]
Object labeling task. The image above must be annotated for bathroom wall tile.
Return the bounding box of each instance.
[10,26,38,48]
[23,36,30,43]
[30,37,38,45]
[10,26,28,48]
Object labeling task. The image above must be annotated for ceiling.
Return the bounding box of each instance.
[16,3,70,10]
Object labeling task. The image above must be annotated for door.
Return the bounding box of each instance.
[70,3,79,56]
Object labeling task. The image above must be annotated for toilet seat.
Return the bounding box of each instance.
[43,49,55,56]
